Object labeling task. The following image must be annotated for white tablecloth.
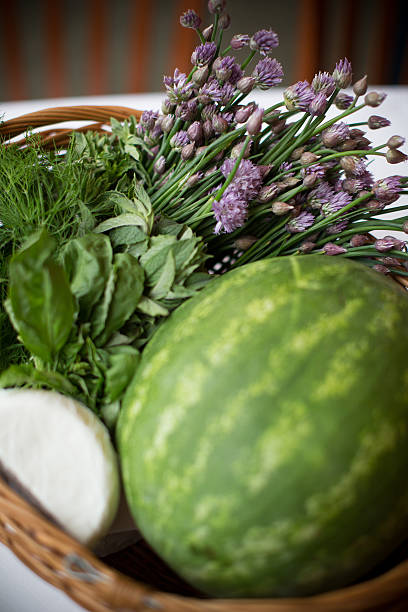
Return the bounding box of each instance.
[0,88,407,612]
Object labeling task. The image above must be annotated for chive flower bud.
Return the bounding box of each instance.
[203,24,214,40]
[154,155,166,175]
[300,152,319,165]
[309,92,327,116]
[290,146,306,160]
[192,65,209,87]
[350,234,371,247]
[373,264,391,274]
[181,142,195,161]
[180,9,201,29]
[237,76,256,94]
[235,104,255,123]
[368,115,391,129]
[219,13,231,29]
[299,241,317,253]
[403,221,408,234]
[246,108,264,135]
[272,201,294,215]
[161,114,175,133]
[332,58,352,88]
[323,243,347,255]
[162,98,175,115]
[303,173,318,187]
[374,236,403,253]
[386,149,408,164]
[203,119,214,140]
[387,135,405,149]
[364,91,387,107]
[271,119,286,134]
[258,184,279,203]
[231,139,252,159]
[212,114,229,134]
[335,92,353,109]
[187,121,203,143]
[208,0,226,14]
[234,235,258,250]
[230,34,250,50]
[186,172,203,188]
[353,75,368,96]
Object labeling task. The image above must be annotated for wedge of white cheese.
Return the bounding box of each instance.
[0,388,120,548]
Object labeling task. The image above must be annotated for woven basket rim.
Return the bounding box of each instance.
[1,106,408,612]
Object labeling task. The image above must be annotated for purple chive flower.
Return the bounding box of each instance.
[140,110,159,130]
[199,77,223,103]
[164,69,194,102]
[252,57,283,89]
[309,92,327,116]
[367,115,391,129]
[191,42,217,66]
[333,58,353,88]
[312,71,336,96]
[308,181,334,209]
[221,158,263,200]
[170,130,190,150]
[180,9,201,29]
[279,161,294,176]
[342,170,374,194]
[321,191,352,216]
[374,236,404,253]
[284,80,315,111]
[213,185,248,234]
[175,99,197,121]
[340,156,367,176]
[321,121,350,147]
[230,34,250,50]
[372,176,403,204]
[301,163,326,180]
[323,242,348,255]
[286,211,315,233]
[214,56,241,83]
[326,220,350,234]
[335,92,354,110]
[219,82,236,104]
[250,29,279,55]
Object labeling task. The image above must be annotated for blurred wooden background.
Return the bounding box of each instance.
[0,0,407,102]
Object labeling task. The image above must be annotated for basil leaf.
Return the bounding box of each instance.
[150,250,176,299]
[95,253,144,346]
[6,230,75,363]
[61,233,112,322]
[103,345,140,403]
[137,296,169,317]
[0,363,77,396]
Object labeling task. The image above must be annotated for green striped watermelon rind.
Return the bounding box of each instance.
[118,255,408,598]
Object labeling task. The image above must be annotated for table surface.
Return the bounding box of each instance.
[1,87,407,612]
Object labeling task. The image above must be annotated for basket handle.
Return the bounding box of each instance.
[0,105,143,141]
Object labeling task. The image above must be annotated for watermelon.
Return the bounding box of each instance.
[117,255,408,598]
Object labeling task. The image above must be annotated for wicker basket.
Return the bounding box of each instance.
[1,106,408,612]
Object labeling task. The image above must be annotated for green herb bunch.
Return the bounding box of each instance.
[0,180,209,425]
